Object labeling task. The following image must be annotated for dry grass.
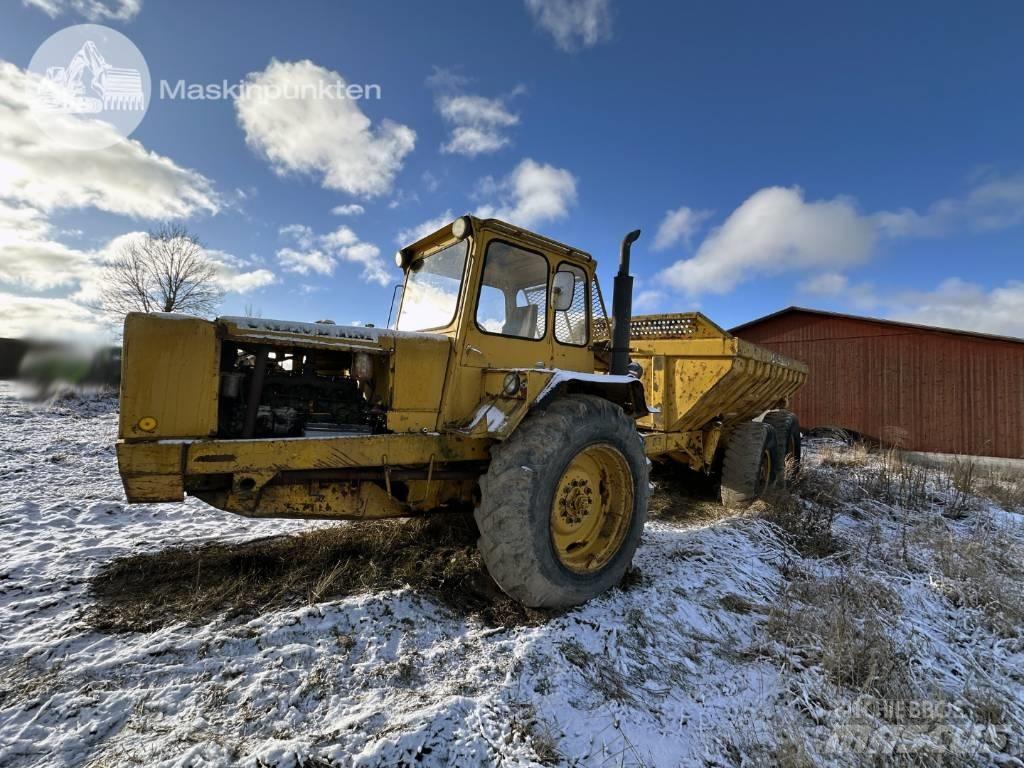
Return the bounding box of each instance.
[765,570,914,702]
[922,517,1024,637]
[88,512,553,632]
[976,473,1024,512]
[752,462,841,558]
[647,460,724,524]
[818,440,871,469]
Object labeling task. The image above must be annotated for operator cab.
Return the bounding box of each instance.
[394,216,603,371]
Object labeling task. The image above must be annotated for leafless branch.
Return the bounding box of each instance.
[98,223,224,324]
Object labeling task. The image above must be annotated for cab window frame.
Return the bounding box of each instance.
[552,259,590,348]
[395,237,471,333]
[472,238,551,343]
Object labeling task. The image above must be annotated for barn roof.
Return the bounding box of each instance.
[730,306,1024,345]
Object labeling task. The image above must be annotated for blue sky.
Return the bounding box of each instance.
[2,0,1023,339]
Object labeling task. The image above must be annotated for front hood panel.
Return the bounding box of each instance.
[218,316,447,352]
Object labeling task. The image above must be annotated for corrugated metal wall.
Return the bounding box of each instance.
[735,311,1024,459]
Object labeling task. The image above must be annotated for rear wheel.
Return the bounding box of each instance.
[720,421,778,509]
[763,409,801,486]
[475,395,649,608]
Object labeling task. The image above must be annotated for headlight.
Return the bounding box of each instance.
[451,215,471,240]
[502,372,521,396]
[394,249,408,268]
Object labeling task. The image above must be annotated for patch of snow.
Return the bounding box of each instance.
[220,317,448,344]
[1,385,1022,765]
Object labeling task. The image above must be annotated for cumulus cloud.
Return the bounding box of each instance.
[0,292,104,339]
[798,272,849,296]
[652,206,713,251]
[0,202,93,290]
[23,0,141,21]
[235,59,416,198]
[0,63,219,220]
[438,94,520,157]
[277,224,391,286]
[396,159,577,246]
[476,159,577,227]
[331,203,365,216]
[396,210,456,245]
[524,0,613,51]
[659,187,877,296]
[874,173,1024,238]
[889,278,1024,338]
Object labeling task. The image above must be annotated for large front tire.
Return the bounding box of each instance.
[475,395,649,609]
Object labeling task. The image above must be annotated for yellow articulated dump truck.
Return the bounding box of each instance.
[117,217,807,608]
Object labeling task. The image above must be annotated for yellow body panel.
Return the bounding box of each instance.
[119,313,219,440]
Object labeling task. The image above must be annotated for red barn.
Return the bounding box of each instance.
[731,307,1024,459]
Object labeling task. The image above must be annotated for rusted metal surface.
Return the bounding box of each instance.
[732,308,1024,459]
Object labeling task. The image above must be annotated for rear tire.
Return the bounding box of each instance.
[720,421,778,509]
[763,409,801,485]
[475,395,649,609]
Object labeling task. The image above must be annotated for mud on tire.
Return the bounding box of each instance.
[762,409,801,486]
[475,394,649,609]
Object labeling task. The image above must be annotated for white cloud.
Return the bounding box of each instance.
[652,206,712,251]
[524,0,613,51]
[633,289,667,313]
[0,202,93,290]
[0,292,104,339]
[874,173,1024,238]
[331,203,365,216]
[396,159,577,246]
[798,272,849,296]
[277,247,335,277]
[277,223,391,285]
[23,0,141,21]
[396,210,455,245]
[235,59,416,198]
[659,186,877,296]
[0,63,219,220]
[476,158,577,228]
[888,278,1024,338]
[438,94,519,157]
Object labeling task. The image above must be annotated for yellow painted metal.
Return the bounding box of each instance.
[182,432,491,475]
[119,313,219,440]
[195,479,411,520]
[631,313,808,435]
[550,443,634,573]
[116,441,185,502]
[387,334,451,433]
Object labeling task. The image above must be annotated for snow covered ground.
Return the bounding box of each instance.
[1,382,1022,767]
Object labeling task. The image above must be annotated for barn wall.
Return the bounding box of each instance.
[735,312,1024,459]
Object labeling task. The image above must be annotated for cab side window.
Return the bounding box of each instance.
[553,264,589,346]
[476,241,548,340]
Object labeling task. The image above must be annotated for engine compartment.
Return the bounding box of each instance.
[217,341,386,439]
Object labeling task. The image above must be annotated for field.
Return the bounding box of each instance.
[1,384,1022,767]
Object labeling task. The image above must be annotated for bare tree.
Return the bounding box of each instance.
[99,224,224,320]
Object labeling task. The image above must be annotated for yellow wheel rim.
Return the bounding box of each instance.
[549,443,634,574]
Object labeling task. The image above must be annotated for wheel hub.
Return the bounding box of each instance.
[550,443,634,574]
[558,478,594,525]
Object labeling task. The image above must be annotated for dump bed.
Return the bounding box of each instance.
[629,313,808,434]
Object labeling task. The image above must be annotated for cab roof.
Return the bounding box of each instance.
[402,215,593,264]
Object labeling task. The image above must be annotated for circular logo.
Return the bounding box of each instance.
[28,24,150,151]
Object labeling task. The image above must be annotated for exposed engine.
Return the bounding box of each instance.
[217,342,385,438]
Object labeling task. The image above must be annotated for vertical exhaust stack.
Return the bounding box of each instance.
[610,229,641,376]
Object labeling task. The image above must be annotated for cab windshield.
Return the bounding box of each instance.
[396,239,469,332]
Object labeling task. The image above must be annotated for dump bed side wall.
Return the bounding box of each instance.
[631,314,807,434]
